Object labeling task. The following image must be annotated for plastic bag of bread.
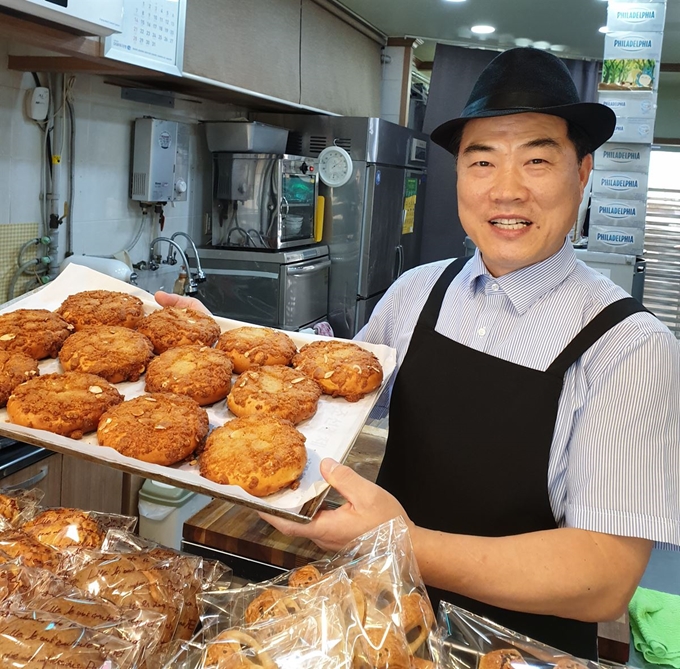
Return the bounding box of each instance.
[67,548,188,651]
[20,506,137,550]
[0,562,57,605]
[0,528,62,571]
[281,517,436,666]
[0,487,44,530]
[101,528,232,642]
[177,578,360,669]
[199,564,361,633]
[199,517,436,667]
[26,579,168,669]
[432,602,596,669]
[0,606,139,668]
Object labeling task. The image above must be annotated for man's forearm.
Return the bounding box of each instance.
[411,526,652,621]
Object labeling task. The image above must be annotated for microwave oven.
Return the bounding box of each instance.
[0,0,123,35]
[211,154,320,250]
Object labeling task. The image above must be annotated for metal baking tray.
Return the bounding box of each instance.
[0,264,396,523]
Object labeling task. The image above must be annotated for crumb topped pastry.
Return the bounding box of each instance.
[227,364,321,424]
[97,392,209,466]
[145,344,233,405]
[200,415,307,497]
[292,340,383,402]
[59,325,154,383]
[6,372,123,439]
[137,307,221,354]
[216,326,297,374]
[56,289,145,330]
[0,309,72,360]
[0,350,39,407]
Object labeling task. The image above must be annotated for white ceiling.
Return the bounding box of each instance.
[338,0,680,64]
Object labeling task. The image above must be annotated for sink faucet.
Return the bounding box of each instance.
[170,231,206,283]
[149,237,198,295]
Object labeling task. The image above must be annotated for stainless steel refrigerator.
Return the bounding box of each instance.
[255,115,428,339]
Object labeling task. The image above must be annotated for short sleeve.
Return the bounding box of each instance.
[565,330,680,549]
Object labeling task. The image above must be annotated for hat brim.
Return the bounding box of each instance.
[430,102,616,156]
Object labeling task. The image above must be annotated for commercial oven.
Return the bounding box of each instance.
[190,245,330,331]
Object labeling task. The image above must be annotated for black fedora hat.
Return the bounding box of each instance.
[430,47,616,155]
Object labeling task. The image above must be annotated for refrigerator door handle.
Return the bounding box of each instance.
[395,244,404,280]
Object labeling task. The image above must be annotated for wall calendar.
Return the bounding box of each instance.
[103,0,186,76]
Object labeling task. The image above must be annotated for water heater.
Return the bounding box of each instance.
[130,118,190,204]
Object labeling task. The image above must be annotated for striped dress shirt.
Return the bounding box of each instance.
[357,239,680,549]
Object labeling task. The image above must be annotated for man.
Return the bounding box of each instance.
[157,49,680,658]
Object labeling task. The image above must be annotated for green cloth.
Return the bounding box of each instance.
[630,586,680,668]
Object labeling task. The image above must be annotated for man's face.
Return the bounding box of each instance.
[456,113,592,277]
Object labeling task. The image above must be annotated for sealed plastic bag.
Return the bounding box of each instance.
[0,606,139,668]
[0,486,44,530]
[102,529,232,641]
[27,581,168,668]
[20,506,137,549]
[0,528,61,570]
[433,602,596,669]
[199,517,436,668]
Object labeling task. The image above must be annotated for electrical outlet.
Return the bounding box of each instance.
[26,87,50,121]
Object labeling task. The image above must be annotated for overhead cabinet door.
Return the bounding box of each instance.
[183,0,301,103]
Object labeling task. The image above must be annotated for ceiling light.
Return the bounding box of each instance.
[444,0,467,3]
[514,38,533,47]
[599,26,609,33]
[533,41,551,50]
[471,25,496,35]
[550,44,567,52]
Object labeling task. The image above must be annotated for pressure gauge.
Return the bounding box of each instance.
[318,146,353,187]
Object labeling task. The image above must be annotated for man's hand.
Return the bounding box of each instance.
[259,458,413,553]
[154,290,212,315]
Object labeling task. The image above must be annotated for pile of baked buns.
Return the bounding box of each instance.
[0,486,229,668]
[0,289,384,499]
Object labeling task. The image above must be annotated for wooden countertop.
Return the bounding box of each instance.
[183,425,387,570]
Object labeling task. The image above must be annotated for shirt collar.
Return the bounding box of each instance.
[466,239,578,315]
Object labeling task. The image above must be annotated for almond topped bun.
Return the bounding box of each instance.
[137,306,221,354]
[292,339,383,402]
[227,364,322,424]
[56,289,145,330]
[6,372,123,440]
[97,393,209,466]
[216,326,297,373]
[0,309,72,360]
[0,350,39,407]
[59,325,154,384]
[200,415,307,497]
[145,344,233,405]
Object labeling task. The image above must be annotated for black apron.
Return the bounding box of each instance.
[377,257,648,659]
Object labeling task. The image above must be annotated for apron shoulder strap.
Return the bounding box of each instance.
[419,257,470,329]
[546,297,650,378]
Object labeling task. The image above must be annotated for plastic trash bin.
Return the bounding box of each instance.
[138,479,212,550]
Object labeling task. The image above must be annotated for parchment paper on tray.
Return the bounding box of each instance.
[0,264,397,523]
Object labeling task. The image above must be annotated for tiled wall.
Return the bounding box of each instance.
[0,36,244,302]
